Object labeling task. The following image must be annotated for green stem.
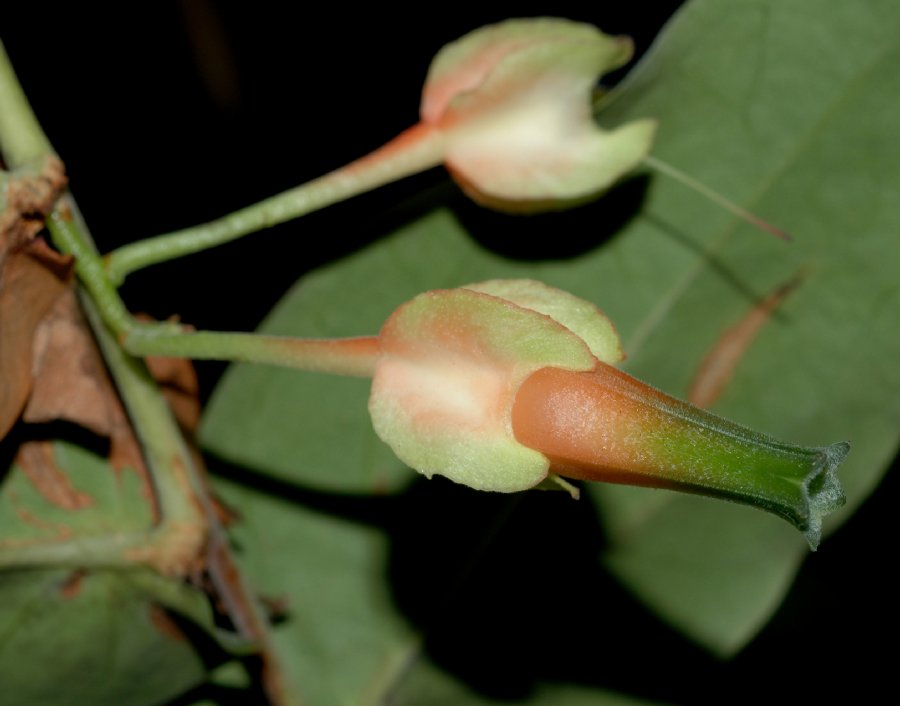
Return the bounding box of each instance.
[105,122,448,283]
[72,208,298,702]
[47,207,380,375]
[0,40,54,167]
[58,200,211,574]
[125,328,381,377]
[47,208,135,332]
[0,525,159,569]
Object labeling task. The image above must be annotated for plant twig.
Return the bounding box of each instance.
[50,204,381,376]
[125,328,381,377]
[104,122,447,283]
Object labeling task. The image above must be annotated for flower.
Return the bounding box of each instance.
[103,18,659,283]
[371,18,657,213]
[422,18,656,211]
[369,280,848,548]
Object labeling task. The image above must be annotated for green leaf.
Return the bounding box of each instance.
[209,471,669,706]
[589,0,900,653]
[210,475,419,706]
[0,441,224,705]
[0,567,211,706]
[201,1,900,699]
[0,440,154,553]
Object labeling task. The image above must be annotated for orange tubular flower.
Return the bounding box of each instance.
[368,280,848,549]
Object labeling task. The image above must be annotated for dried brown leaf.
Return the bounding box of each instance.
[0,155,66,265]
[145,354,201,436]
[0,239,73,439]
[23,288,151,482]
[15,291,206,535]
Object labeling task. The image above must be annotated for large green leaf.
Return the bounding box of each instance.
[210,475,417,706]
[200,0,900,699]
[586,0,900,652]
[0,565,212,706]
[210,470,670,706]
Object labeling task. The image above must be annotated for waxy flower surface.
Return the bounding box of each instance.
[419,18,656,211]
[370,280,623,492]
[369,280,848,548]
[341,18,657,216]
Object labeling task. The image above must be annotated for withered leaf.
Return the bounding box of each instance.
[15,441,93,511]
[21,288,151,500]
[0,239,73,439]
[15,288,206,526]
[145,354,201,436]
[0,155,66,265]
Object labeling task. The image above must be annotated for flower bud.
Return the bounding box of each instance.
[420,18,657,211]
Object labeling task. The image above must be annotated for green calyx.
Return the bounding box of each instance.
[421,18,657,211]
[368,280,622,492]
